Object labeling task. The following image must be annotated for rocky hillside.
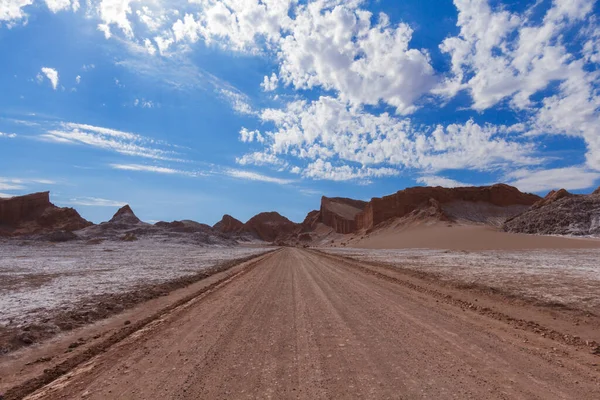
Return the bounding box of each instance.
[504,187,600,236]
[319,197,367,234]
[355,184,540,231]
[79,205,237,246]
[213,214,245,233]
[243,212,298,242]
[0,192,92,236]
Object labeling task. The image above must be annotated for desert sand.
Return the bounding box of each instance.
[346,223,600,250]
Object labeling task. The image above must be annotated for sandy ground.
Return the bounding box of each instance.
[3,248,599,399]
[342,224,600,250]
[324,247,600,314]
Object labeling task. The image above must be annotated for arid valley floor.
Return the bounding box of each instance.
[2,185,600,399]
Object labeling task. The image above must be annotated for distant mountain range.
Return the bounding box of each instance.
[1,183,599,244]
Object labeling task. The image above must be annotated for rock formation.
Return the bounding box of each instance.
[319,197,367,234]
[243,212,298,242]
[0,192,92,236]
[355,184,540,230]
[504,188,600,236]
[213,214,245,233]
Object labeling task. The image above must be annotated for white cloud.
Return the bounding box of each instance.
[417,176,472,188]
[0,132,17,138]
[41,122,180,161]
[224,168,293,185]
[239,127,263,143]
[40,67,59,90]
[219,88,256,115]
[0,177,55,191]
[110,163,203,176]
[0,178,25,190]
[261,73,278,91]
[143,38,156,55]
[438,0,595,110]
[66,197,127,207]
[75,75,81,84]
[435,0,600,172]
[133,98,156,108]
[507,166,600,193]
[97,0,137,39]
[0,0,33,26]
[278,3,435,115]
[240,96,538,181]
[302,160,399,182]
[236,151,285,167]
[44,0,76,13]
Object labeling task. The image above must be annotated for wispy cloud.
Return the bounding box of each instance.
[110,163,205,176]
[0,132,17,138]
[224,169,294,185]
[218,89,256,116]
[41,122,182,161]
[66,197,127,207]
[506,167,600,193]
[0,177,55,191]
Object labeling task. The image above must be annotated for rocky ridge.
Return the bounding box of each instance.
[0,192,92,237]
[504,187,600,236]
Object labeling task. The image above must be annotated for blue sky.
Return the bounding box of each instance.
[1,0,599,224]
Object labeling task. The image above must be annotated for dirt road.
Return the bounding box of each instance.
[17,248,600,399]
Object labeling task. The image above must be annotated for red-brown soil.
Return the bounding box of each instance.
[2,249,599,399]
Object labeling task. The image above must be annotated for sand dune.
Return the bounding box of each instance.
[351,224,600,251]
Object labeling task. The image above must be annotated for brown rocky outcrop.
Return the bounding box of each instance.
[243,212,298,242]
[299,210,320,233]
[320,197,367,234]
[213,214,244,233]
[356,184,540,231]
[109,205,142,225]
[593,186,600,195]
[532,189,572,209]
[0,192,92,236]
[504,187,600,236]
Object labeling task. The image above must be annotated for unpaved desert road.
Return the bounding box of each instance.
[23,248,600,399]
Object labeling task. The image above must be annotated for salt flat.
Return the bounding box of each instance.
[0,240,268,327]
[324,247,600,312]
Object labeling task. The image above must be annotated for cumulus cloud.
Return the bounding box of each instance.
[0,132,17,138]
[44,0,78,13]
[236,96,538,181]
[438,0,594,109]
[40,67,59,90]
[506,166,600,193]
[278,3,435,115]
[0,0,33,26]
[75,75,81,84]
[261,73,278,92]
[437,0,600,171]
[417,176,472,188]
